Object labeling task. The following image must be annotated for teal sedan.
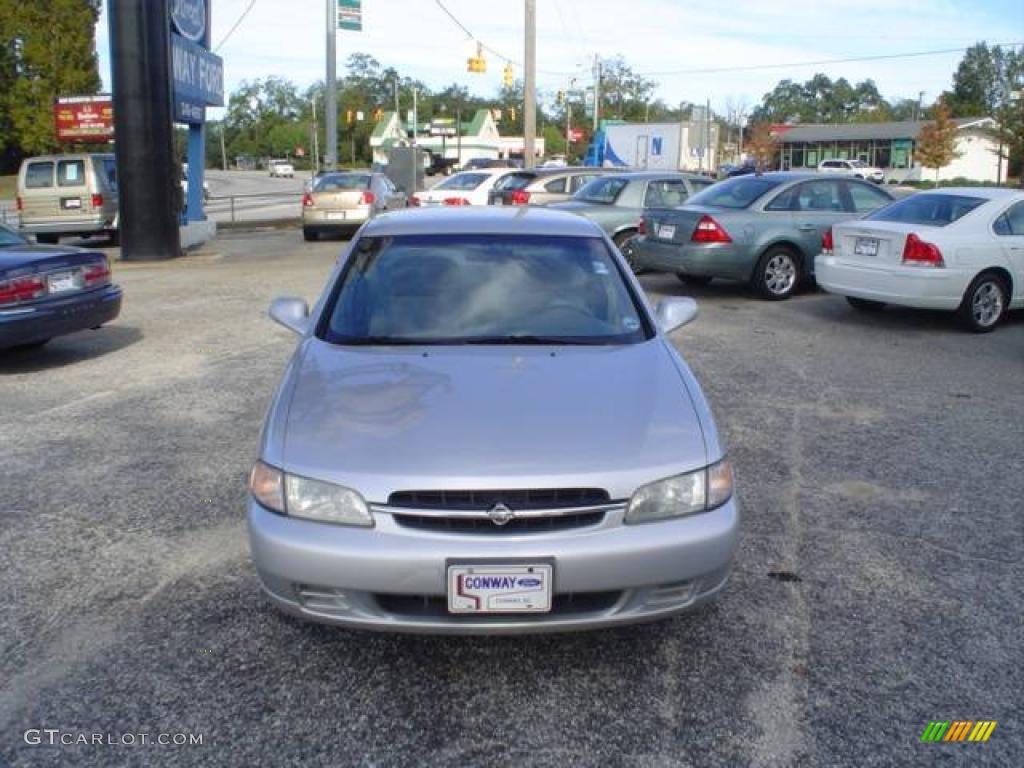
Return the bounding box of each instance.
[549,171,715,252]
[628,172,895,299]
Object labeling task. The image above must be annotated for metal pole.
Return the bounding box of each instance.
[412,88,418,145]
[593,56,601,133]
[311,93,320,174]
[456,106,462,167]
[705,98,711,173]
[566,101,571,160]
[524,0,537,169]
[220,123,228,170]
[325,0,337,170]
[108,0,180,260]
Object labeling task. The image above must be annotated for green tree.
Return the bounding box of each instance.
[0,0,102,172]
[751,74,894,124]
[915,100,962,185]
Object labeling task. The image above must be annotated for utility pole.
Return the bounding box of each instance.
[325,0,337,170]
[220,122,228,170]
[593,55,602,133]
[394,78,400,117]
[524,0,537,169]
[411,87,418,145]
[565,102,572,160]
[311,93,320,176]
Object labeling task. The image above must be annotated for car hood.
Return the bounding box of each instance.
[275,339,708,502]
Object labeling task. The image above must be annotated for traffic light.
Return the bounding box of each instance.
[374,108,383,121]
[467,42,486,73]
[345,110,353,123]
[503,64,514,88]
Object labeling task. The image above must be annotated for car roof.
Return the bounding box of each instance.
[362,206,606,238]
[451,167,518,177]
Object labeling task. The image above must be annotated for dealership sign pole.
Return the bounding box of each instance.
[109,0,181,261]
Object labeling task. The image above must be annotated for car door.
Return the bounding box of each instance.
[771,179,849,261]
[993,200,1024,307]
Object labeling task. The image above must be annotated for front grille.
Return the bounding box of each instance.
[387,488,610,510]
[375,591,621,619]
[392,510,605,534]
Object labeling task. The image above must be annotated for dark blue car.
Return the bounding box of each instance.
[0,224,122,350]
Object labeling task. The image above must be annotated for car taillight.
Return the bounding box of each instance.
[409,195,421,207]
[360,190,376,205]
[902,233,944,267]
[83,259,111,286]
[91,194,103,208]
[16,196,23,211]
[637,217,647,235]
[509,189,530,205]
[302,193,314,207]
[691,215,732,243]
[822,227,834,254]
[443,197,471,206]
[0,275,46,307]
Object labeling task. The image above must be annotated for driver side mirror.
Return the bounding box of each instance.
[654,297,698,334]
[269,297,310,336]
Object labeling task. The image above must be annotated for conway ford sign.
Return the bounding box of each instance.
[171,0,207,43]
[171,34,223,123]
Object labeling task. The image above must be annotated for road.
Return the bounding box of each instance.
[1,229,1021,767]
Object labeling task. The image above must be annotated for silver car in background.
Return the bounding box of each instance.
[248,207,738,634]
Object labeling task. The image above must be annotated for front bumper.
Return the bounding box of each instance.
[815,254,963,310]
[247,496,739,634]
[630,238,753,281]
[0,284,122,349]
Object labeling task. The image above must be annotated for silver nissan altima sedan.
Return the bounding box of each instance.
[248,206,739,634]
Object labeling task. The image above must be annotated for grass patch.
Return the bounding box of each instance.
[0,175,17,199]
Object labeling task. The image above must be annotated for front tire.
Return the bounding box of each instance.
[846,297,885,312]
[752,247,801,300]
[958,272,1008,333]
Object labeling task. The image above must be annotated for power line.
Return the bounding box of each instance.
[635,42,1024,77]
[432,0,585,77]
[215,0,258,52]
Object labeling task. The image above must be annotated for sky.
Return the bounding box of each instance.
[95,0,1024,120]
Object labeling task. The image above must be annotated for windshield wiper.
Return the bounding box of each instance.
[456,335,601,346]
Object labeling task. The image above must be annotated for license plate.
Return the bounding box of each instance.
[447,564,553,614]
[47,272,79,293]
[326,211,348,220]
[61,198,82,209]
[854,237,879,257]
[657,224,676,239]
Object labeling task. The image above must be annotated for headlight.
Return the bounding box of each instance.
[625,458,734,524]
[249,461,373,527]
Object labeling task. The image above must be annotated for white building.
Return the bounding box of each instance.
[773,118,1002,183]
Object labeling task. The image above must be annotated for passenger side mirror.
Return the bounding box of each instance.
[269,297,310,335]
[655,297,698,334]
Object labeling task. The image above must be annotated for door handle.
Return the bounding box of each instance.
[798,224,816,232]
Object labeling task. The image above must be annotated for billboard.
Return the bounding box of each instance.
[54,96,114,142]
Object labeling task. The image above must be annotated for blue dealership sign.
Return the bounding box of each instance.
[171,32,223,124]
[171,0,207,43]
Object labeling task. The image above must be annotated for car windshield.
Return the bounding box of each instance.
[314,174,370,192]
[0,226,27,247]
[320,233,650,345]
[435,172,490,191]
[866,193,986,227]
[574,177,628,204]
[686,177,784,209]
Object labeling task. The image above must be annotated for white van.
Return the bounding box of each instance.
[17,154,119,244]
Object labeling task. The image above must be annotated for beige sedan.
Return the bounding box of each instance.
[302,172,407,241]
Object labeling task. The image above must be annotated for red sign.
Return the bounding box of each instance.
[54,96,114,142]
[568,128,584,142]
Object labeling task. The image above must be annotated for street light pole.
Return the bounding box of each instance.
[524,0,537,169]
[324,0,337,170]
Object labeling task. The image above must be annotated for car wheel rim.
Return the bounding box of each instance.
[972,282,1004,327]
[765,254,796,295]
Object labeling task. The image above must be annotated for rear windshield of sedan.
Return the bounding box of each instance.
[865,193,985,227]
[574,177,628,204]
[434,173,491,191]
[314,174,370,192]
[686,177,784,209]
[319,234,651,345]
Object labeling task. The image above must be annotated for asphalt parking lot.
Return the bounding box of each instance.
[2,228,1021,767]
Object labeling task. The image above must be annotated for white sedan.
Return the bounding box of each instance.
[816,188,1024,332]
[411,168,519,207]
